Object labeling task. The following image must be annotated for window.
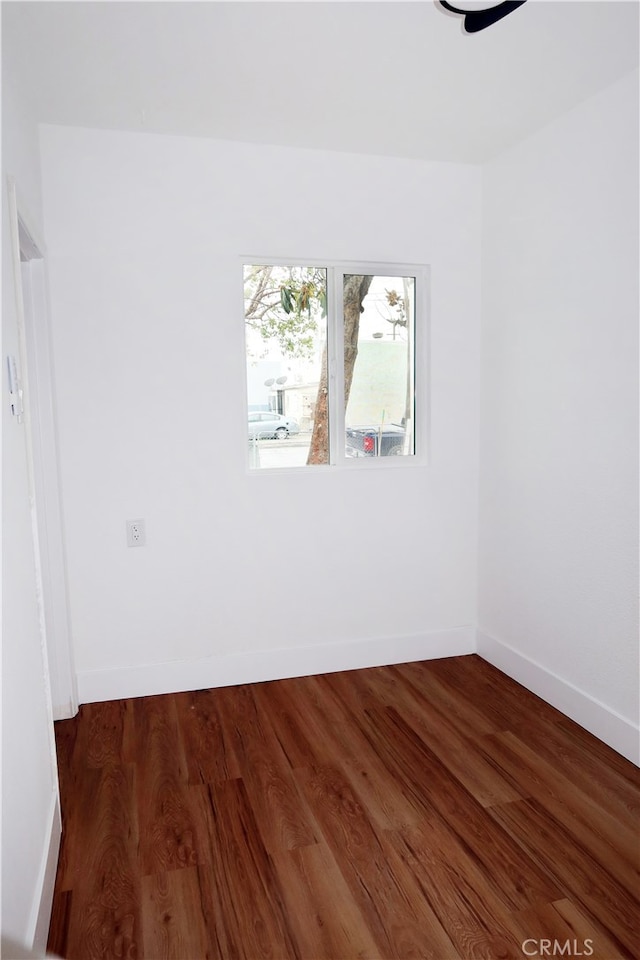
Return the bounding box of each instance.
[244,261,427,470]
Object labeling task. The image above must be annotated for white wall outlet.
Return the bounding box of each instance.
[126,518,146,548]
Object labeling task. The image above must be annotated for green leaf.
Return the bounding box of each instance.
[280,286,294,314]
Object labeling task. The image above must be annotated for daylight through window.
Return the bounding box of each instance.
[244,262,425,470]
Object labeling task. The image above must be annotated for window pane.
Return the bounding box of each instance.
[244,264,329,468]
[344,274,415,458]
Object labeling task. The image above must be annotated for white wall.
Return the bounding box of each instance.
[479,69,639,763]
[1,73,61,951]
[39,126,482,700]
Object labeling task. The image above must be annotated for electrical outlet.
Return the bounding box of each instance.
[126,518,146,548]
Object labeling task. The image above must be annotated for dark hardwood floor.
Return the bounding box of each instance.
[47,655,640,960]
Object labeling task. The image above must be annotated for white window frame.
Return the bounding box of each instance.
[243,257,430,472]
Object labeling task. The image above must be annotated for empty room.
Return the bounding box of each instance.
[1,1,638,958]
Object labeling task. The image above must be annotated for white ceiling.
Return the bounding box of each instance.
[2,0,638,164]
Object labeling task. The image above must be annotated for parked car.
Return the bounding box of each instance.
[345,423,406,457]
[248,412,300,440]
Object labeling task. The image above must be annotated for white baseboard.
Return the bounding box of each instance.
[75,626,638,765]
[28,790,61,955]
[76,626,476,704]
[477,630,639,766]
[52,696,78,722]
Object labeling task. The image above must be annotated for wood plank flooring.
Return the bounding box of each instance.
[46,655,640,960]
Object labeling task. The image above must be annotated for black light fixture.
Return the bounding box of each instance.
[437,0,527,33]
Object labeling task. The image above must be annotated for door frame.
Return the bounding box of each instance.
[6,175,78,719]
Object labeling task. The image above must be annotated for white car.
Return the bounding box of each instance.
[248,412,300,440]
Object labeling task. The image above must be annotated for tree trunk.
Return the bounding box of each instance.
[403,277,413,427]
[306,342,330,464]
[307,274,373,464]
